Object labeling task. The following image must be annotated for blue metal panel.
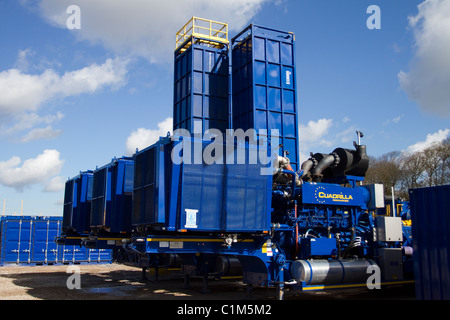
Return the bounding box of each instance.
[132,137,173,226]
[1,216,112,266]
[410,185,450,300]
[177,139,272,232]
[132,137,272,233]
[0,217,33,264]
[91,157,134,233]
[231,24,299,170]
[63,171,93,233]
[31,217,61,263]
[59,243,88,263]
[300,238,338,259]
[301,182,369,207]
[174,42,230,134]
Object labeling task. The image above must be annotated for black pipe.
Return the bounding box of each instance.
[300,159,314,178]
[312,154,336,176]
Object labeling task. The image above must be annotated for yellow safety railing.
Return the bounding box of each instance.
[176,17,228,51]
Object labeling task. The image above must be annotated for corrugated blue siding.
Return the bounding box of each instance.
[0,216,112,266]
[410,185,450,300]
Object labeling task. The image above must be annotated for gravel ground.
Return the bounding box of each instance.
[0,263,415,301]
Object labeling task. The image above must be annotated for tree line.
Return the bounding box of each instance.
[364,138,449,200]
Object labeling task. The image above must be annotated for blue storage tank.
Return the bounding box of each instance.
[410,185,450,300]
[231,24,299,170]
[90,157,134,233]
[63,171,93,233]
[174,17,230,134]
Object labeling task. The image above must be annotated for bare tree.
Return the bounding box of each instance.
[365,138,449,200]
[365,151,403,192]
[400,151,425,191]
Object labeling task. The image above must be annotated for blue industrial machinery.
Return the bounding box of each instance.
[232,24,299,170]
[62,170,93,236]
[57,17,414,299]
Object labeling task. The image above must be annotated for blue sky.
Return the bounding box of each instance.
[0,0,449,215]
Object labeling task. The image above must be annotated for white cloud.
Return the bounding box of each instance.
[21,126,63,142]
[44,176,66,192]
[126,117,173,155]
[398,0,450,117]
[14,48,35,71]
[0,149,64,192]
[298,118,333,163]
[6,112,65,134]
[299,118,333,144]
[405,128,449,153]
[383,114,404,126]
[0,57,128,117]
[34,0,270,63]
[0,57,129,138]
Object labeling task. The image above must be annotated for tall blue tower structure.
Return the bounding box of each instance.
[173,17,230,134]
[231,24,299,170]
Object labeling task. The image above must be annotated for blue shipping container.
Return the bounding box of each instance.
[0,216,111,266]
[231,24,299,170]
[410,185,450,300]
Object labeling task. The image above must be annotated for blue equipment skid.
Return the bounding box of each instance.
[57,18,416,299]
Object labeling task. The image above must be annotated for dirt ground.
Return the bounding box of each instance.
[0,263,415,301]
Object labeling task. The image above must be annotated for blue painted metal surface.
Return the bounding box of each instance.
[55,20,417,299]
[132,137,272,233]
[174,34,230,133]
[231,24,299,170]
[90,157,134,233]
[177,140,272,232]
[0,216,112,266]
[63,171,93,233]
[301,182,370,207]
[132,136,173,227]
[410,185,450,300]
